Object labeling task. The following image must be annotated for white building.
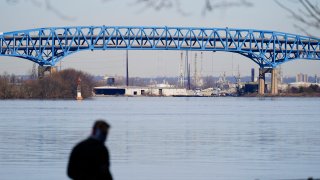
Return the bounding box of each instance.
[94,86,187,96]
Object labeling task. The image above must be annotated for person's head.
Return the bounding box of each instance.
[91,120,110,143]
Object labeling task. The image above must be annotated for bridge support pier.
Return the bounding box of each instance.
[38,66,57,78]
[271,68,278,95]
[258,68,266,95]
[258,68,278,95]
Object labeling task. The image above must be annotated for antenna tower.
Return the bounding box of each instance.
[179,52,184,87]
[194,53,198,88]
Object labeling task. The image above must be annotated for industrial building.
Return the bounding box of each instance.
[93,86,187,96]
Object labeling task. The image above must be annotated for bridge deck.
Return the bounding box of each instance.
[2,45,319,54]
[2,35,319,45]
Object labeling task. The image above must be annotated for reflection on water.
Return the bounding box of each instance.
[0,97,320,180]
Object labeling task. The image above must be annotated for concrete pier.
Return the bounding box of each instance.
[271,68,278,95]
[258,68,278,95]
[258,68,267,95]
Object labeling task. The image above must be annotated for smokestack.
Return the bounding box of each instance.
[251,68,255,82]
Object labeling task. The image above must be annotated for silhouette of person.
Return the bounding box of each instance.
[67,120,113,180]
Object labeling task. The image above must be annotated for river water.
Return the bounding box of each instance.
[0,97,319,180]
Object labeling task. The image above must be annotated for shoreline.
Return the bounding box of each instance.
[1,93,320,100]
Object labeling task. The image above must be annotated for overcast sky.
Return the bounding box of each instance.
[0,0,319,78]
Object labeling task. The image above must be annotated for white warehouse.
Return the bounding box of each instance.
[94,86,187,96]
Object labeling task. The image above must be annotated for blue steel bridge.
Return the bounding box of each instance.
[1,26,320,94]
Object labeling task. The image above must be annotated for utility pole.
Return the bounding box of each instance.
[200,51,203,79]
[194,53,198,88]
[31,63,37,80]
[236,65,241,95]
[126,50,129,87]
[188,63,191,90]
[185,50,191,90]
[179,51,184,88]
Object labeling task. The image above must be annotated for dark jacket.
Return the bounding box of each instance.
[67,137,113,180]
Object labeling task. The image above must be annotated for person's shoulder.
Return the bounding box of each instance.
[73,138,106,151]
[73,138,91,149]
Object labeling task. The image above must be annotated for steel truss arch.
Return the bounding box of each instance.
[1,26,320,67]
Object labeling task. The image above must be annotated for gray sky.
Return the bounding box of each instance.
[0,0,319,78]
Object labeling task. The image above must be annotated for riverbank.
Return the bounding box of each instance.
[243,92,320,97]
[0,69,95,99]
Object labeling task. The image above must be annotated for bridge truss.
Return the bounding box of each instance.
[1,26,320,67]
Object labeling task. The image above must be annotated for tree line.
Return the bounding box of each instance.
[287,84,320,95]
[0,69,95,99]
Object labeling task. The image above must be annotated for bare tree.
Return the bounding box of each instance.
[201,0,253,16]
[6,0,77,21]
[275,0,320,36]
[130,0,190,16]
[6,0,253,21]
[130,0,253,16]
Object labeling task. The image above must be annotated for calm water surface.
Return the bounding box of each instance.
[0,97,319,180]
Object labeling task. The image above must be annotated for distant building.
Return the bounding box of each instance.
[244,83,258,93]
[94,86,187,96]
[106,77,115,86]
[296,73,308,83]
